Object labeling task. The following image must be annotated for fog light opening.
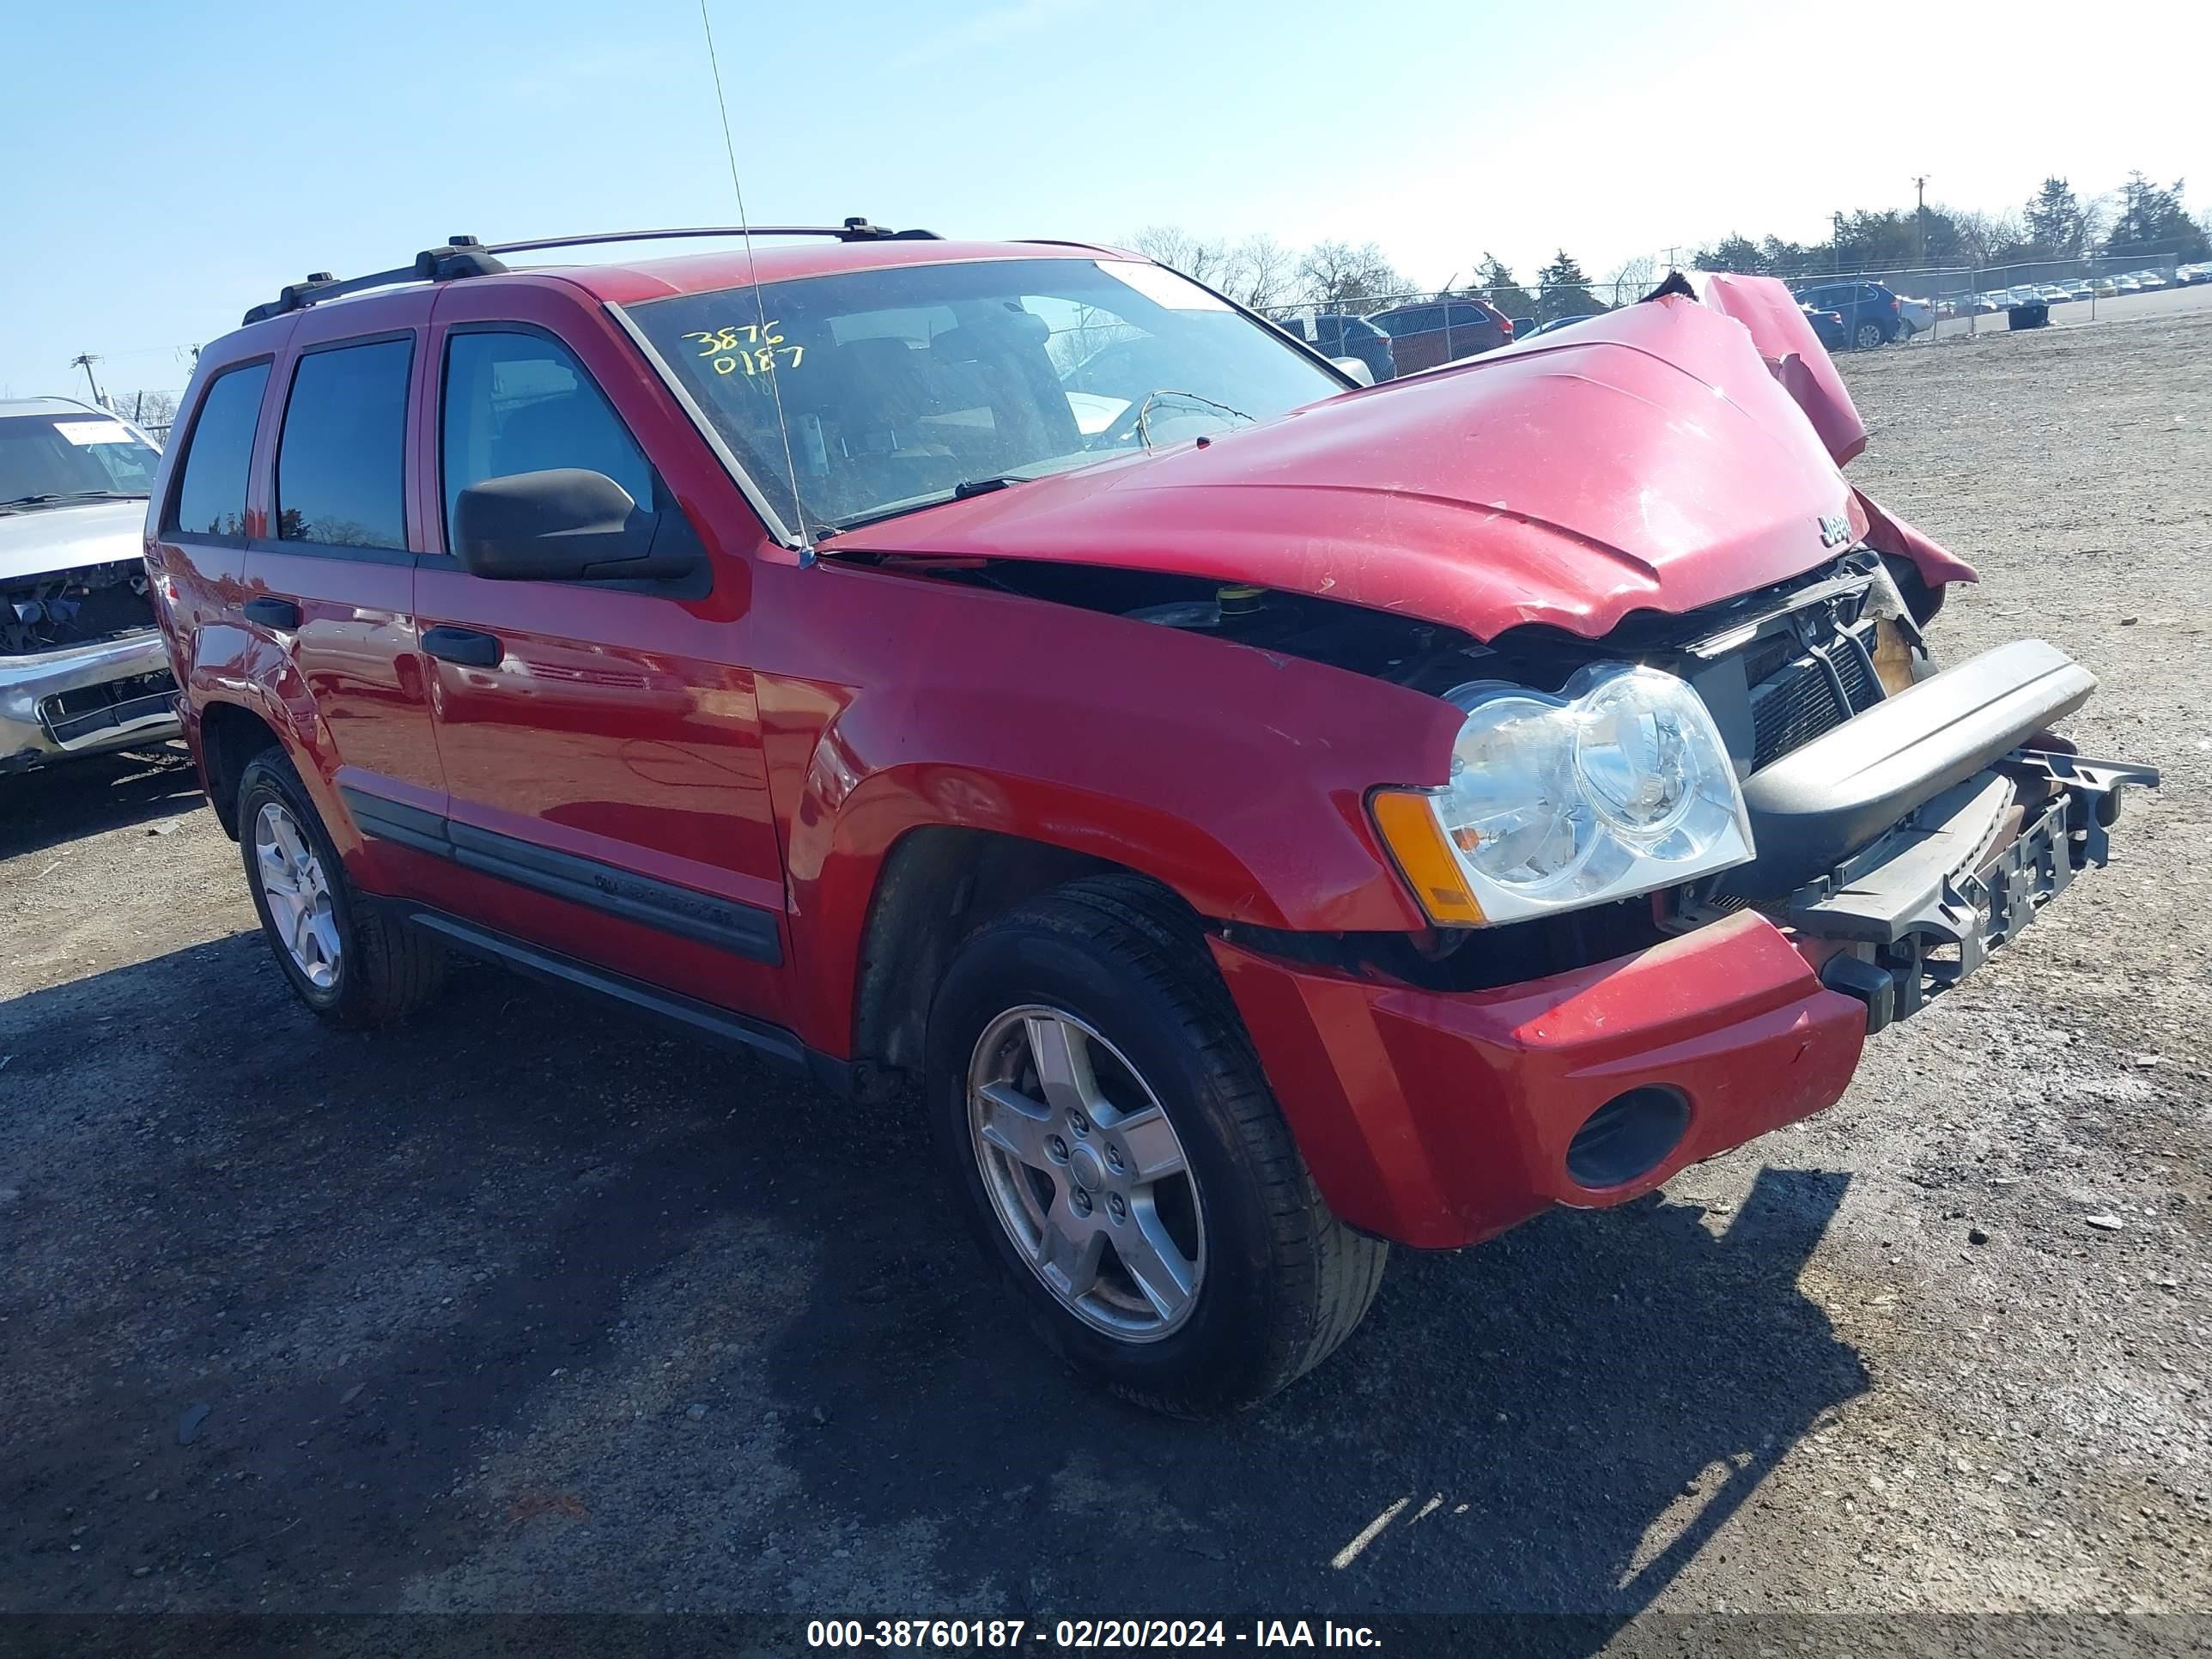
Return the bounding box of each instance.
[1565,1086,1690,1190]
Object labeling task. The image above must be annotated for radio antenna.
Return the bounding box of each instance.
[699,0,812,558]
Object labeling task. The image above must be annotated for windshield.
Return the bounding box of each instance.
[625,257,1345,534]
[0,412,161,507]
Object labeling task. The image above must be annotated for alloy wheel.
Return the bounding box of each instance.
[966,1006,1206,1341]
[253,799,342,990]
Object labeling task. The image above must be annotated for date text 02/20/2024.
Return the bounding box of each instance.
[805,1619,1383,1649]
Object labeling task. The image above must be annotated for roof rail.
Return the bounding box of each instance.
[485,220,942,256]
[240,220,939,325]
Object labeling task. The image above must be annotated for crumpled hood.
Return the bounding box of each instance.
[831,292,1905,641]
[0,498,149,583]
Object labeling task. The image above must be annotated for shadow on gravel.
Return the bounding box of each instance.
[768,1157,1864,1631]
[0,933,1864,1638]
[0,745,202,860]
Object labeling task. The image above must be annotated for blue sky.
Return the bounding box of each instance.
[3,0,2203,403]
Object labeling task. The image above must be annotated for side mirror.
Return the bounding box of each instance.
[1330,356,1376,386]
[453,468,700,582]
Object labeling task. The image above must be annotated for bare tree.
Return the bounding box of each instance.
[1603,255,1656,308]
[1128,225,1231,287]
[1226,234,1296,310]
[1943,207,2027,268]
[1295,239,1408,311]
[106,390,179,432]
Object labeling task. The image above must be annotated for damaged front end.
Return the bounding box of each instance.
[1406,546,2159,1029]
[830,268,2155,1034]
[2,557,179,774]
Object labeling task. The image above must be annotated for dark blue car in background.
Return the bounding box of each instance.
[1792,280,1904,349]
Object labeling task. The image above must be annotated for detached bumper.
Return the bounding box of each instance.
[0,630,179,775]
[1211,913,1869,1249]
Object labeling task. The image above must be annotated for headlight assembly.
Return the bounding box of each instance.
[1372,663,1753,926]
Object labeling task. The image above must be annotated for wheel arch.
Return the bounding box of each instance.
[197,696,287,839]
[848,823,1166,1087]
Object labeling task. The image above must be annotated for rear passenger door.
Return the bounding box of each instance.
[410,290,787,1024]
[243,294,447,896]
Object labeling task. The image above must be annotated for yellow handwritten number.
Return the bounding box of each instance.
[685,322,794,372]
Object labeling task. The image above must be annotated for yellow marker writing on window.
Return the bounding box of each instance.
[682,324,805,375]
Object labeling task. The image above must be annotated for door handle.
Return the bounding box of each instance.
[243,596,301,630]
[422,626,503,668]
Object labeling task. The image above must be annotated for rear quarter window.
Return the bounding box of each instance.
[275,337,414,550]
[168,362,272,539]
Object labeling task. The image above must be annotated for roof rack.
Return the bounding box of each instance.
[241,219,941,325]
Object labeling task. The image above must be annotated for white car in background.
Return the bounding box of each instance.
[2,398,178,776]
[1893,294,1937,335]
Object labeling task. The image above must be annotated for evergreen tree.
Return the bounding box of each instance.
[1473,252,1537,319]
[1535,252,1603,322]
[1695,234,1765,273]
[2104,173,2209,260]
[2024,178,2087,256]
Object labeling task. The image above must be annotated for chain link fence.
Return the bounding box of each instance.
[1249,240,2207,377]
[1256,281,1656,380]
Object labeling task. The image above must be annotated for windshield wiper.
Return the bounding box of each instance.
[825,475,1036,534]
[0,489,147,508]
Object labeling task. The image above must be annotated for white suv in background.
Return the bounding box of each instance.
[1,398,179,775]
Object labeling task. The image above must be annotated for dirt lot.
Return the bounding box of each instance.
[3,307,2209,1644]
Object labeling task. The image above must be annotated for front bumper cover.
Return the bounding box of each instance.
[0,630,179,774]
[1211,913,1869,1249]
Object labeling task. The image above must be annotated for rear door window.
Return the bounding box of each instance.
[441,331,654,542]
[168,362,271,539]
[276,338,415,550]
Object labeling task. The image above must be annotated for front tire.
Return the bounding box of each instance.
[236,750,445,1030]
[926,875,1386,1415]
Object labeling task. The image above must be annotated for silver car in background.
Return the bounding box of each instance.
[1,398,179,775]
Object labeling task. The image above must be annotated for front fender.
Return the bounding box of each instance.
[757,560,1465,1057]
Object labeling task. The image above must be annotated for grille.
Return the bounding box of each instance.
[1748,630,1884,770]
[40,670,177,746]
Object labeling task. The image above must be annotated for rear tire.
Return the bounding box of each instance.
[926,874,1386,1415]
[1853,319,1887,350]
[236,750,445,1030]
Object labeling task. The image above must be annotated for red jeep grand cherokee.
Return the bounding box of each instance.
[147,227,2154,1413]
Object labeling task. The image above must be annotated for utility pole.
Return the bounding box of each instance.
[70,354,106,408]
[1912,174,1929,267]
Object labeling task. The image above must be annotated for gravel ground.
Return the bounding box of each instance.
[2,307,2209,1644]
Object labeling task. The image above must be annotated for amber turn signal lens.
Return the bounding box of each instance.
[1370,790,1486,926]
